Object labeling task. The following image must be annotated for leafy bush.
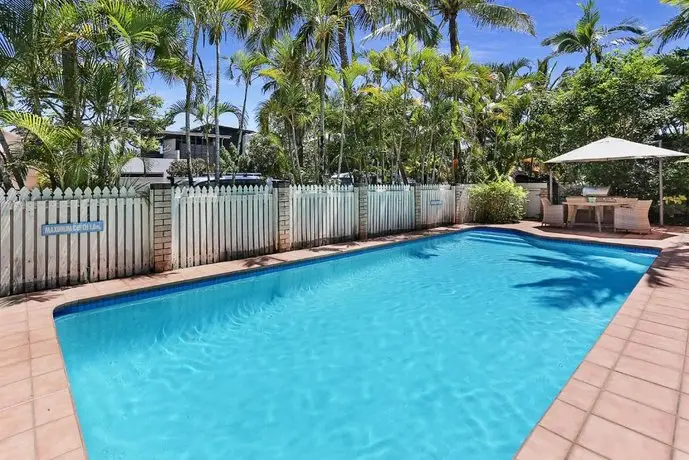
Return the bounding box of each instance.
[167,158,208,177]
[469,180,527,224]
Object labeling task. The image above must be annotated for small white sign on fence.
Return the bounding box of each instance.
[41,221,105,236]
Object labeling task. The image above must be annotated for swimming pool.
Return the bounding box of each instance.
[55,229,657,459]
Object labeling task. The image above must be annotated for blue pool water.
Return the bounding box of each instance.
[55,229,657,460]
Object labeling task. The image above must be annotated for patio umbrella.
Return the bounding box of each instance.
[544,137,688,226]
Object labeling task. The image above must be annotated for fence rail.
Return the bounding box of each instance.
[0,186,149,296]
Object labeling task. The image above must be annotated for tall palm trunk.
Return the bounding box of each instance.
[289,119,302,183]
[122,61,137,157]
[238,78,249,156]
[185,25,201,185]
[61,43,78,127]
[449,12,459,55]
[0,131,19,188]
[318,41,326,183]
[337,92,346,176]
[205,129,211,182]
[338,23,349,69]
[448,11,462,183]
[214,40,221,183]
[396,39,410,184]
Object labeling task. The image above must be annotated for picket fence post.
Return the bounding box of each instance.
[151,183,173,272]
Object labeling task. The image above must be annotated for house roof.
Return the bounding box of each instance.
[161,124,255,139]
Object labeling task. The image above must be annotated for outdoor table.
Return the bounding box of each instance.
[563,200,625,232]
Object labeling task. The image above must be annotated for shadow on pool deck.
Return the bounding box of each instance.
[645,245,689,288]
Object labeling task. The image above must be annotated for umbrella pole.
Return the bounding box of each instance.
[659,158,664,227]
[549,170,553,202]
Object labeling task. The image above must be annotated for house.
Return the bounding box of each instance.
[121,124,255,185]
[160,124,254,160]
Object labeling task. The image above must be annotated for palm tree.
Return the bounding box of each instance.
[655,0,689,50]
[326,60,367,176]
[98,0,181,174]
[426,0,535,55]
[0,111,83,188]
[206,0,253,182]
[171,0,207,184]
[257,36,318,181]
[228,50,267,158]
[532,57,573,90]
[541,0,645,65]
[290,0,342,181]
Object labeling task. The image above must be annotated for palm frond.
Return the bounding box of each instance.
[468,3,536,35]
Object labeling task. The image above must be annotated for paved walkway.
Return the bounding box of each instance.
[0,222,687,460]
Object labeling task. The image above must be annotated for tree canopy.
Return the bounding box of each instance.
[1,0,689,222]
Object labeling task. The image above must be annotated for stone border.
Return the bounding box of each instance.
[0,222,686,460]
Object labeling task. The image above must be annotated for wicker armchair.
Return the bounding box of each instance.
[614,200,652,234]
[541,198,565,227]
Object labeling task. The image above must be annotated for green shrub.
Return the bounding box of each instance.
[469,180,527,224]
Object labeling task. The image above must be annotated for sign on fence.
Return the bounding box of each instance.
[41,221,105,236]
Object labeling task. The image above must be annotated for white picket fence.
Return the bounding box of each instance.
[417,184,456,227]
[367,185,415,236]
[170,185,276,269]
[0,182,486,298]
[0,186,150,296]
[291,185,358,249]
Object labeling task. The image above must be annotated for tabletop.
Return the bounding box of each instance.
[563,201,626,207]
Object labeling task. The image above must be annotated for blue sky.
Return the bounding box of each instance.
[157,0,685,131]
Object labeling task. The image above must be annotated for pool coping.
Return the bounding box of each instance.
[0,222,687,460]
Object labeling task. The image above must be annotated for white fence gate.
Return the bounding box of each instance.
[0,186,150,296]
[417,185,455,227]
[367,185,414,236]
[170,185,276,269]
[291,185,358,249]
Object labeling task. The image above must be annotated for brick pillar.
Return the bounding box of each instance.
[414,186,423,230]
[454,184,463,224]
[356,183,368,240]
[276,181,292,252]
[151,183,172,272]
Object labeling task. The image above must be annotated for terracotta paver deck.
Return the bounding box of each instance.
[0,221,687,460]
